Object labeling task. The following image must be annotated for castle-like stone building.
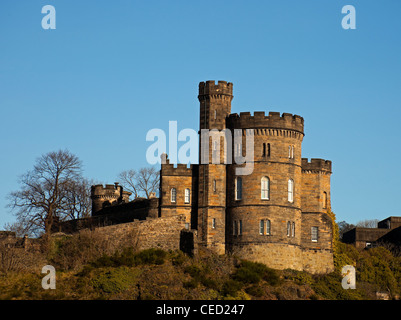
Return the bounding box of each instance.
[59,80,335,274]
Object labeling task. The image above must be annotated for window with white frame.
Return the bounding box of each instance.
[311,226,319,242]
[259,219,271,235]
[184,188,190,204]
[235,177,242,200]
[261,176,270,200]
[259,220,264,235]
[288,145,294,159]
[171,188,177,203]
[288,179,294,203]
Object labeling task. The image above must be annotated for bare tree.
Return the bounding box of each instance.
[63,178,93,220]
[8,150,83,236]
[117,167,159,199]
[356,219,379,228]
[137,167,160,198]
[117,170,139,198]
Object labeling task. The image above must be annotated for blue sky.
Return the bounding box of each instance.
[0,0,400,226]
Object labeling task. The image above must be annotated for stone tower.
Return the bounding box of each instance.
[197,81,233,254]
[226,111,306,269]
[91,183,131,215]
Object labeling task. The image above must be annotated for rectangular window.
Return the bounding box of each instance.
[311,227,319,242]
[239,220,243,235]
[259,219,271,235]
[184,188,190,204]
[233,221,238,236]
[212,218,216,229]
[261,177,269,200]
[288,179,294,203]
[171,188,176,203]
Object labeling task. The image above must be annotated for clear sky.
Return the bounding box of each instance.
[0,0,400,226]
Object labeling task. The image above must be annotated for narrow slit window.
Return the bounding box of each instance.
[266,220,271,235]
[288,179,294,203]
[235,177,242,200]
[323,191,327,209]
[259,220,264,235]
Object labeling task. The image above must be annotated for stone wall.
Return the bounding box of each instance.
[81,214,187,252]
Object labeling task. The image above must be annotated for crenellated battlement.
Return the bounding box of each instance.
[91,183,131,200]
[227,111,304,134]
[302,158,332,174]
[198,80,233,99]
[160,153,193,176]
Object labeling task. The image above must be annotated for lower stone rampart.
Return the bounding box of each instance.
[81,214,187,252]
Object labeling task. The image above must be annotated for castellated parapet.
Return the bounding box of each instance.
[55,80,334,275]
[227,111,304,134]
[91,183,131,215]
[302,158,332,174]
[198,80,233,98]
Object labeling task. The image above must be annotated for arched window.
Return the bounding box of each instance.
[288,179,294,203]
[171,188,177,203]
[184,188,190,204]
[323,191,327,209]
[261,176,270,200]
[235,177,242,200]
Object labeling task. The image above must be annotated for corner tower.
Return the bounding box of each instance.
[197,80,233,254]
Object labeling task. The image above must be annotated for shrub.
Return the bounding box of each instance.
[221,279,243,297]
[133,248,167,266]
[91,248,167,268]
[90,267,137,294]
[232,260,280,286]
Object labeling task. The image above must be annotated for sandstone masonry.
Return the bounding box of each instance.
[56,80,335,274]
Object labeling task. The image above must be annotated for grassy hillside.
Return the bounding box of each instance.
[0,237,400,300]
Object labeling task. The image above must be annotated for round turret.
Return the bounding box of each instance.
[91,183,131,215]
[226,111,305,269]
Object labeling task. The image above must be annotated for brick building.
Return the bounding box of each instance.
[57,80,335,274]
